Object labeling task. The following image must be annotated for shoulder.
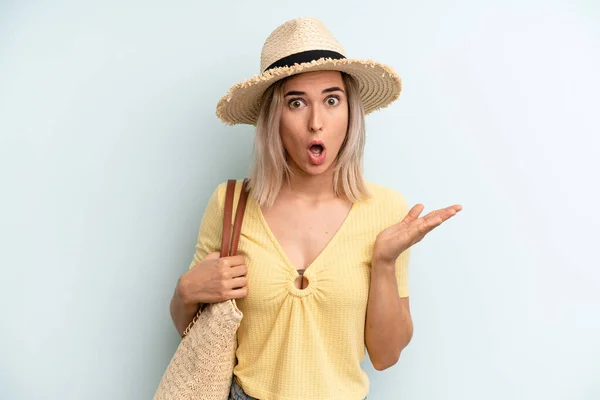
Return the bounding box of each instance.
[210,179,248,199]
[364,181,408,211]
[206,179,250,213]
[359,181,410,226]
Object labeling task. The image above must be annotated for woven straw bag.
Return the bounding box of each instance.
[154,179,250,400]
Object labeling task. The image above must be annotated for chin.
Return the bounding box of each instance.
[300,163,333,176]
[288,155,335,177]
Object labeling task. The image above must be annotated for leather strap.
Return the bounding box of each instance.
[220,180,236,258]
[220,179,250,258]
[191,178,250,326]
[231,179,250,255]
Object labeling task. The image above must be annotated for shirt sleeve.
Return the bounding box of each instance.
[188,184,225,270]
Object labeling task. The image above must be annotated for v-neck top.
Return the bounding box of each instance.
[188,180,411,400]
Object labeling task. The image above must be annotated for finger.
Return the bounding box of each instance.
[404,204,425,222]
[228,276,247,290]
[228,286,248,299]
[451,204,463,212]
[438,205,462,222]
[228,264,248,279]
[219,255,246,268]
[395,204,424,231]
[414,215,441,236]
[419,206,461,233]
[424,204,462,223]
[437,205,462,219]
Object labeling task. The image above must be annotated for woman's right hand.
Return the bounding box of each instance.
[176,252,248,310]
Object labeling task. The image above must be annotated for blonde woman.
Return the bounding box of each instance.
[170,17,462,400]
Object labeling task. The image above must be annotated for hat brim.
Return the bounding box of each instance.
[215,57,402,126]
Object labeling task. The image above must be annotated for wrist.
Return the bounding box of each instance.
[176,275,199,312]
[371,257,396,271]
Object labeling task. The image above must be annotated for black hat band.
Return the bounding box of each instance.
[264,50,346,72]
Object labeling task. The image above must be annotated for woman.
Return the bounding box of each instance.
[170,17,462,400]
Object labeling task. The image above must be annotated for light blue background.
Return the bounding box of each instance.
[1,1,599,399]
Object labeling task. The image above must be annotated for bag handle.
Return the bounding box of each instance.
[231,178,251,255]
[182,179,250,338]
[221,179,250,257]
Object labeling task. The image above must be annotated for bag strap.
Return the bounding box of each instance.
[221,179,250,257]
[181,179,250,338]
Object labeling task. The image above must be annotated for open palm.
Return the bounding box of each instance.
[373,203,463,264]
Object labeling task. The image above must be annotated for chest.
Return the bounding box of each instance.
[261,200,353,271]
[236,198,378,312]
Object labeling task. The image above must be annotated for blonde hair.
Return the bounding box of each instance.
[248,72,369,208]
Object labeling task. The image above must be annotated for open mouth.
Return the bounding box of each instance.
[307,140,326,165]
[309,143,324,156]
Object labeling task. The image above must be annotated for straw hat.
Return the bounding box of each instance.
[216,17,402,126]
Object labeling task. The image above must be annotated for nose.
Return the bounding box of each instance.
[308,106,323,133]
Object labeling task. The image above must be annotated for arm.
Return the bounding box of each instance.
[168,181,249,337]
[170,252,248,337]
[169,184,224,337]
[170,276,203,337]
[169,252,222,337]
[365,257,413,371]
[365,188,462,370]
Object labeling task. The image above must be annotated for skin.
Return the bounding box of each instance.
[170,70,463,370]
[260,70,353,283]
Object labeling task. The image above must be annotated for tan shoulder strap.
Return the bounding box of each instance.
[220,179,250,258]
[182,179,250,338]
[231,178,250,256]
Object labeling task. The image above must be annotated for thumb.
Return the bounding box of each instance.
[203,252,221,261]
[403,204,424,223]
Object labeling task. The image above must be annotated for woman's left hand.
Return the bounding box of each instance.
[372,203,463,265]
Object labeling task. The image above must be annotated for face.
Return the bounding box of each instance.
[279,70,348,177]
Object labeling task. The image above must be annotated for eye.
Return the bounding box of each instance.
[288,99,305,109]
[326,96,340,106]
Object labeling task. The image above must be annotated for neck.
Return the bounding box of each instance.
[282,167,337,202]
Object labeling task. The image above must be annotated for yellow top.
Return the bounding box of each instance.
[188,180,410,400]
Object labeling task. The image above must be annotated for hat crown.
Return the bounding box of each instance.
[260,18,347,72]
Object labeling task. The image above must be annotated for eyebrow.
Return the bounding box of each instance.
[284,87,345,97]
